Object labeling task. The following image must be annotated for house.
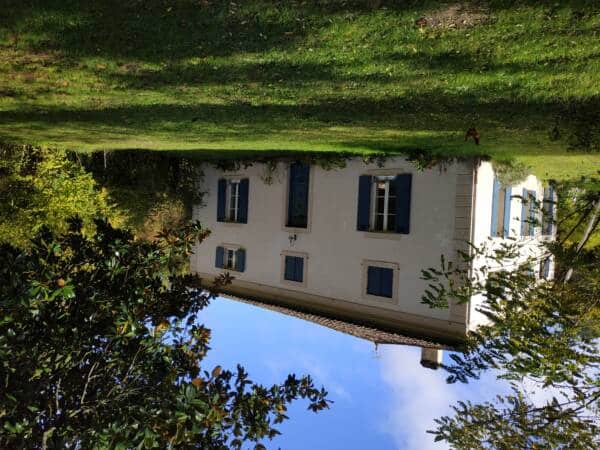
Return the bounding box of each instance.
[190,157,556,366]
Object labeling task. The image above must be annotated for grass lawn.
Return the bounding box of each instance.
[1,0,599,179]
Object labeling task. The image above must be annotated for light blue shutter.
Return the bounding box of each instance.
[490,178,501,236]
[238,178,249,224]
[394,174,412,234]
[215,246,224,268]
[235,249,246,272]
[503,186,512,238]
[357,175,372,231]
[217,179,227,222]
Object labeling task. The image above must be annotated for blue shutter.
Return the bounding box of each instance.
[215,246,224,268]
[367,266,381,296]
[521,188,528,236]
[284,256,295,281]
[357,175,372,231]
[238,178,249,224]
[503,186,512,238]
[287,163,309,228]
[295,256,304,282]
[235,248,246,272]
[490,178,500,236]
[394,174,412,234]
[217,179,227,222]
[380,267,394,298]
[529,190,536,236]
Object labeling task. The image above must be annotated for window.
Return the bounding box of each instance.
[357,174,411,234]
[372,177,396,232]
[217,178,249,224]
[286,162,310,228]
[284,255,304,283]
[520,189,537,237]
[215,246,246,272]
[490,178,512,238]
[228,180,240,222]
[366,266,394,298]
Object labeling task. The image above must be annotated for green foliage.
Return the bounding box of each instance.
[420,183,600,448]
[0,219,329,449]
[0,144,116,247]
[1,1,600,177]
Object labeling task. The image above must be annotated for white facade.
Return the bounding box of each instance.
[191,158,552,345]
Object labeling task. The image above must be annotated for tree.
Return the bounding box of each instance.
[0,144,118,248]
[421,181,600,449]
[0,219,329,449]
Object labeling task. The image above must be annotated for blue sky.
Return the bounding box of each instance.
[199,297,504,450]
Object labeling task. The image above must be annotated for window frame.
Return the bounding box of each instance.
[361,259,399,304]
[226,179,240,223]
[216,243,245,273]
[280,251,308,287]
[370,176,396,232]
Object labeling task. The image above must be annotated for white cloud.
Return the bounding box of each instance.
[378,345,506,450]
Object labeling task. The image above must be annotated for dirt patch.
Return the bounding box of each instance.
[417,3,491,29]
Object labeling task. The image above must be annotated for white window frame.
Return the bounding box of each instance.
[226,179,240,222]
[370,176,395,232]
[218,243,242,272]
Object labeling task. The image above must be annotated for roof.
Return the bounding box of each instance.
[219,293,455,351]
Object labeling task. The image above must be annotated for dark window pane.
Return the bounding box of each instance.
[367,266,393,298]
[374,214,384,231]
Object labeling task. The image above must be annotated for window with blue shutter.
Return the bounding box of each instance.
[491,178,512,237]
[284,255,304,282]
[287,162,310,228]
[218,178,249,224]
[358,174,411,234]
[367,266,394,298]
[216,246,245,272]
[539,257,551,280]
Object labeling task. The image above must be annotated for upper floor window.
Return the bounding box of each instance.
[357,174,411,234]
[490,177,512,238]
[217,178,249,224]
[372,177,397,232]
[215,245,246,272]
[286,162,310,229]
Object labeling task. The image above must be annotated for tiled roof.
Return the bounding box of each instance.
[220,294,455,351]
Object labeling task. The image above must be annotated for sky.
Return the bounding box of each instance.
[199,297,505,450]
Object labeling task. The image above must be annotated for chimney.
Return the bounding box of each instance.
[420,347,443,370]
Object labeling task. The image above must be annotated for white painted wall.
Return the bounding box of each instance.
[191,158,472,330]
[468,161,549,329]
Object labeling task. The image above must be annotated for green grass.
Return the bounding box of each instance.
[1,0,599,179]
